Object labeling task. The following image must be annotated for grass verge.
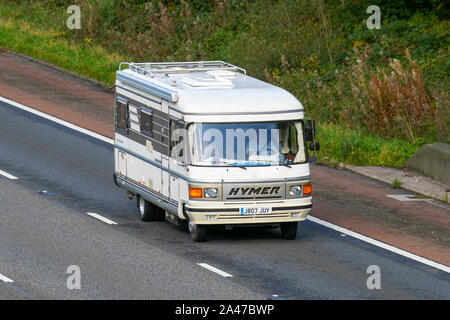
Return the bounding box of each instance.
[315,123,420,167]
[0,2,121,86]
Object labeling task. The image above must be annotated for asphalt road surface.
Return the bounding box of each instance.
[0,100,449,299]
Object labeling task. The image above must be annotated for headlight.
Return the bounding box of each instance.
[289,185,302,196]
[204,188,218,198]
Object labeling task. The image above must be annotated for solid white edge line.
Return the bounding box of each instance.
[307,215,450,274]
[2,95,449,274]
[86,212,118,225]
[0,95,114,145]
[197,263,233,278]
[0,169,18,180]
[0,273,14,283]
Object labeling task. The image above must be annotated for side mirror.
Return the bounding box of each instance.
[305,119,316,142]
[177,160,189,171]
[309,141,320,151]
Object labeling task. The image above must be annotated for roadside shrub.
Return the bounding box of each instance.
[346,48,448,143]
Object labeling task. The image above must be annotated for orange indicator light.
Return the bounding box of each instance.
[189,188,203,198]
[303,184,312,195]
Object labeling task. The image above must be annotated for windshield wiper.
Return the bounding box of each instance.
[230,163,248,170]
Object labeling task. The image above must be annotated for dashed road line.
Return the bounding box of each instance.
[197,263,233,278]
[0,273,14,283]
[307,215,450,274]
[86,212,118,225]
[0,169,18,180]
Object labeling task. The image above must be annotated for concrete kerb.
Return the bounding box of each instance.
[407,143,450,187]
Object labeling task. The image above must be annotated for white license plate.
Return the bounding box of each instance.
[240,207,272,215]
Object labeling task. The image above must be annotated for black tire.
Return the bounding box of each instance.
[188,220,207,242]
[154,205,166,221]
[280,222,298,240]
[137,195,165,221]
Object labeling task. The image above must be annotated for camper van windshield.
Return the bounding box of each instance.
[191,121,306,167]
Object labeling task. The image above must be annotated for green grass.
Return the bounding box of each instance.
[391,179,403,189]
[0,0,447,168]
[0,2,122,86]
[315,123,420,167]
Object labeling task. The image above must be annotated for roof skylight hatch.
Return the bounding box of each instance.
[206,69,236,78]
[180,74,234,87]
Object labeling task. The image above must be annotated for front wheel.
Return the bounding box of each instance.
[280,222,298,240]
[188,220,207,242]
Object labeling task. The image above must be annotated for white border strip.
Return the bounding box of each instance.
[86,212,118,225]
[307,215,450,274]
[387,195,450,211]
[0,273,14,283]
[386,194,433,202]
[0,96,114,145]
[0,169,18,180]
[2,95,449,274]
[198,263,233,278]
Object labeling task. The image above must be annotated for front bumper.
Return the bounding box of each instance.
[184,197,312,225]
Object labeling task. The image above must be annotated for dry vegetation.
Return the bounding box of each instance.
[334,48,448,143]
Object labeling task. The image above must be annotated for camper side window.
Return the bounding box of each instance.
[140,109,152,137]
[116,100,128,131]
[170,119,185,163]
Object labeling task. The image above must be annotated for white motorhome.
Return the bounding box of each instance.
[113,61,318,241]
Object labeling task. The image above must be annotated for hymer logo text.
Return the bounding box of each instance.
[228,186,280,196]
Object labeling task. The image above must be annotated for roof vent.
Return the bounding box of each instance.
[206,69,236,78]
[180,76,233,87]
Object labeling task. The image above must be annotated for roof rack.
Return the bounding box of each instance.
[118,61,246,77]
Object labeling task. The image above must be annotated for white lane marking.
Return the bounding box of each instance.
[86,212,118,225]
[0,273,14,283]
[0,95,114,145]
[386,194,433,202]
[4,95,448,274]
[307,215,450,274]
[0,169,18,180]
[197,263,233,278]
